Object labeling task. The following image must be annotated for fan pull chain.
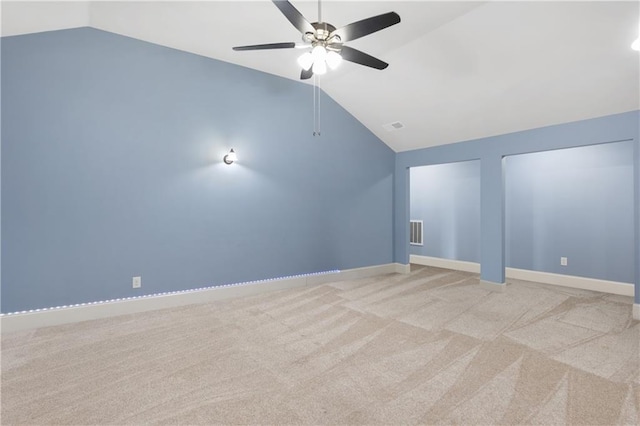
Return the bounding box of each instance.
[318,75,321,136]
[313,75,321,137]
[313,74,317,136]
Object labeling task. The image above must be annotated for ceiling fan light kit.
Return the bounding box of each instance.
[298,45,342,74]
[232,0,400,136]
[232,0,400,80]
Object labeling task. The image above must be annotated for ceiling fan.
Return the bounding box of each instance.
[232,0,401,80]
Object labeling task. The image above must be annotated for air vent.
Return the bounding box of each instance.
[383,121,405,132]
[410,220,423,246]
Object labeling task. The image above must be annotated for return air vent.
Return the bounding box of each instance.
[383,121,405,132]
[410,220,423,246]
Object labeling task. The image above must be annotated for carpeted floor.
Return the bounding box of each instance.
[1,265,638,425]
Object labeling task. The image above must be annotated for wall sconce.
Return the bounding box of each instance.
[223,149,237,165]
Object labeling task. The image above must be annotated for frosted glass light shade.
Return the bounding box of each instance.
[312,60,327,75]
[311,45,327,61]
[297,52,314,70]
[326,51,342,69]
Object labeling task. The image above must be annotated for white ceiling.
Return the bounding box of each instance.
[3,1,639,152]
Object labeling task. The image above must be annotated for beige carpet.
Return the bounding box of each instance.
[2,265,639,425]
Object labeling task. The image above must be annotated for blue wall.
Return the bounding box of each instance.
[396,111,639,300]
[505,142,635,283]
[3,27,639,312]
[407,142,635,285]
[409,161,480,262]
[1,28,395,312]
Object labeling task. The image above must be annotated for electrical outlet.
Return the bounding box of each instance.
[560,257,568,266]
[132,276,142,288]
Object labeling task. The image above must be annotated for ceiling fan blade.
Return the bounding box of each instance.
[300,68,313,80]
[272,0,315,35]
[233,42,297,51]
[331,12,400,42]
[340,46,389,70]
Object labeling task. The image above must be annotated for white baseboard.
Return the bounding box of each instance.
[479,280,506,292]
[0,263,402,333]
[329,263,400,282]
[410,255,481,273]
[505,267,634,297]
[409,254,635,297]
[394,263,411,274]
[3,261,634,333]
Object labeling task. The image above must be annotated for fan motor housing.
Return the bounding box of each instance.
[307,22,338,42]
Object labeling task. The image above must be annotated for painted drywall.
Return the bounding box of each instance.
[406,142,634,284]
[636,129,640,304]
[1,27,395,313]
[395,110,639,297]
[505,141,635,283]
[409,161,480,262]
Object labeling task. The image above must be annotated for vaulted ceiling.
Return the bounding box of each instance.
[3,1,639,152]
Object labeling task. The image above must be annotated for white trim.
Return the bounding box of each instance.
[480,280,506,292]
[409,255,634,297]
[3,262,633,332]
[505,267,634,297]
[394,263,411,274]
[409,255,481,273]
[0,264,401,333]
[328,263,399,282]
